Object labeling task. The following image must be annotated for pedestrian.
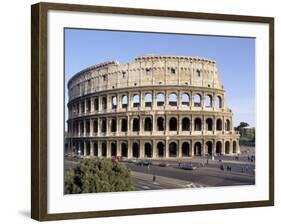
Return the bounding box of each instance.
[153,175,156,182]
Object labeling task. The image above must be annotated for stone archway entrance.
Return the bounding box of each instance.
[132,142,139,158]
[206,141,213,156]
[194,142,202,156]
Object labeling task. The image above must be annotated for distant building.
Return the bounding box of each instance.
[66,55,240,159]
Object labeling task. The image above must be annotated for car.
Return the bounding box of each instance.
[180,163,197,170]
[137,160,151,166]
[158,162,169,167]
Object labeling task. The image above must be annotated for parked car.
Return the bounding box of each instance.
[158,162,169,167]
[137,160,151,166]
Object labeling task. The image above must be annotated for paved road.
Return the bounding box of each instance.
[132,171,207,191]
[125,162,254,187]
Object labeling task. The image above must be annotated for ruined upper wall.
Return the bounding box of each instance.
[68,55,223,101]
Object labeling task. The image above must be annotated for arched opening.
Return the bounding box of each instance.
[81,102,85,113]
[132,118,140,132]
[102,97,107,110]
[86,120,90,134]
[94,98,99,111]
[194,118,202,131]
[233,141,237,153]
[194,94,201,107]
[216,119,222,131]
[93,142,98,156]
[144,117,153,131]
[121,118,127,132]
[111,118,116,132]
[93,119,98,133]
[225,119,231,131]
[182,142,190,157]
[216,141,222,155]
[122,95,128,108]
[216,96,222,108]
[101,118,106,133]
[169,117,178,131]
[182,117,190,131]
[182,93,190,106]
[111,142,117,157]
[144,143,152,158]
[157,117,165,131]
[206,141,213,156]
[145,93,152,107]
[157,142,165,157]
[133,94,140,108]
[86,142,90,156]
[168,93,178,106]
[80,121,84,134]
[132,142,139,158]
[169,142,177,157]
[111,96,117,109]
[194,142,202,156]
[206,118,213,131]
[157,93,165,106]
[225,141,230,154]
[205,95,212,107]
[121,142,128,157]
[101,143,107,157]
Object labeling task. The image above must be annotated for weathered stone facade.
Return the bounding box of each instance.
[66,55,240,159]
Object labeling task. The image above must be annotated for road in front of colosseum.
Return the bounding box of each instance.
[64,156,255,191]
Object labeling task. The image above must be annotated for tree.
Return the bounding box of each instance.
[64,159,134,194]
[235,122,249,131]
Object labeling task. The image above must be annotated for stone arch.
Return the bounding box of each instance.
[205,95,212,107]
[233,141,237,153]
[145,92,152,107]
[102,96,107,110]
[169,117,178,131]
[122,95,128,108]
[144,117,153,131]
[216,118,223,131]
[156,93,165,106]
[121,142,128,157]
[182,117,190,131]
[157,142,165,157]
[101,118,106,133]
[194,117,202,131]
[132,142,139,158]
[93,142,98,156]
[94,98,99,111]
[216,141,222,155]
[86,142,90,156]
[206,118,213,131]
[111,118,116,132]
[216,95,222,108]
[132,118,140,132]
[225,141,230,154]
[182,142,190,157]
[182,93,190,106]
[168,92,178,106]
[111,95,117,109]
[144,142,153,158]
[157,117,165,131]
[194,142,202,156]
[194,94,201,107]
[111,142,117,157]
[206,141,213,156]
[133,94,140,107]
[169,142,177,157]
[121,118,127,132]
[93,119,98,133]
[225,119,231,131]
[101,142,107,157]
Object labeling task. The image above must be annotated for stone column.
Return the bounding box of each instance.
[90,141,94,157]
[165,140,169,158]
[98,96,102,113]
[117,140,121,156]
[178,140,182,158]
[83,141,87,157]
[222,139,225,155]
[140,140,144,159]
[128,140,132,158]
[98,141,102,157]
[153,140,157,159]
[190,140,194,157]
[106,141,111,158]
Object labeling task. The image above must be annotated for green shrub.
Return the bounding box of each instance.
[64,159,134,194]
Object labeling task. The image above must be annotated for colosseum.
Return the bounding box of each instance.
[66,55,240,160]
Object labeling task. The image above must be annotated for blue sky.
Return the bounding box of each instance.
[65,28,255,127]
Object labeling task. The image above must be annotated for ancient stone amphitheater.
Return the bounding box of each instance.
[66,55,240,160]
